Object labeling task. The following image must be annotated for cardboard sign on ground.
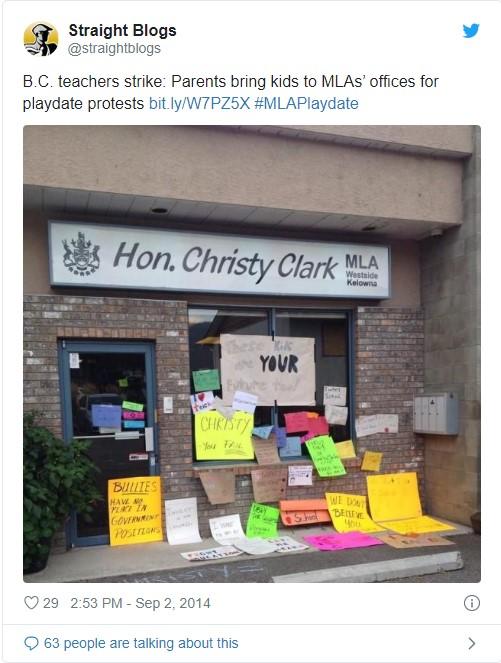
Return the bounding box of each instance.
[304,531,385,551]
[376,532,455,549]
[367,472,422,522]
[382,516,456,535]
[199,470,235,504]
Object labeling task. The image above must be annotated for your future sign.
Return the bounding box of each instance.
[49,222,390,298]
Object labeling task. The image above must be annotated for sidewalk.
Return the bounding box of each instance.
[25,521,478,583]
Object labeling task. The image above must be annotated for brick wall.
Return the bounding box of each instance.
[24,295,424,546]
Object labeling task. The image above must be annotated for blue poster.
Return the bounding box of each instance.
[123,420,145,429]
[253,425,274,440]
[91,404,122,428]
[279,436,302,458]
[274,426,287,448]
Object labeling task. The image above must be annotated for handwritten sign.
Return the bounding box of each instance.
[325,405,348,426]
[377,532,455,549]
[355,414,380,437]
[122,410,145,420]
[220,334,315,406]
[279,436,302,458]
[274,426,287,448]
[181,545,242,561]
[232,390,258,414]
[377,414,399,433]
[108,476,163,546]
[335,440,356,459]
[122,401,143,412]
[253,425,274,439]
[91,404,122,428]
[232,537,277,555]
[252,437,281,465]
[251,467,287,502]
[269,536,309,552]
[118,377,128,388]
[246,503,280,538]
[194,410,254,460]
[366,472,422,522]
[305,436,346,477]
[199,470,235,504]
[164,497,202,545]
[305,416,329,436]
[192,369,220,392]
[284,412,311,433]
[325,492,385,533]
[288,465,313,486]
[382,516,456,535]
[304,531,384,551]
[209,514,246,545]
[213,396,233,419]
[361,451,383,472]
[123,420,145,429]
[323,386,347,406]
[190,391,215,414]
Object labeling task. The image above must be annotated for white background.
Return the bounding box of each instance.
[2,2,500,662]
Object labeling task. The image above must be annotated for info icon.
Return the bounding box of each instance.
[24,21,58,56]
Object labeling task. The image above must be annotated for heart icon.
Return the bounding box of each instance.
[24,596,39,610]
[197,393,205,402]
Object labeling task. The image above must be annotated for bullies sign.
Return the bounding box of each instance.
[49,222,390,298]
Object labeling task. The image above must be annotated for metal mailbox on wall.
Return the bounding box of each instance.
[413,392,459,435]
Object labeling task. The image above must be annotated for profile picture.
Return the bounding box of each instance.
[24,21,58,56]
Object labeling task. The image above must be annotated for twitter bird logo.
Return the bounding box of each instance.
[463,24,479,38]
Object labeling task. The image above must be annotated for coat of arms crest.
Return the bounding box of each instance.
[62,232,100,276]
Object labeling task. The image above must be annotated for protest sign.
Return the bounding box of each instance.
[252,437,281,465]
[122,410,145,420]
[325,405,348,426]
[335,440,356,459]
[361,451,383,472]
[213,396,234,419]
[323,386,347,406]
[220,334,315,406]
[305,436,346,477]
[377,414,399,433]
[232,390,258,414]
[306,416,329,436]
[209,514,246,545]
[123,420,145,429]
[284,411,311,433]
[268,536,310,553]
[194,410,254,460]
[355,414,380,437]
[246,503,280,538]
[108,476,163,546]
[304,531,384,551]
[251,467,287,502]
[325,492,385,533]
[377,532,455,549]
[274,426,287,448]
[288,465,313,486]
[279,436,302,458]
[91,404,122,429]
[382,516,456,535]
[199,470,235,504]
[122,401,143,412]
[164,497,202,545]
[192,369,220,392]
[366,472,422,522]
[253,425,274,439]
[232,538,277,555]
[181,546,243,561]
[190,391,215,414]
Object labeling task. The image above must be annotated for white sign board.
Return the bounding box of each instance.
[49,222,390,298]
[164,498,202,545]
[221,334,315,406]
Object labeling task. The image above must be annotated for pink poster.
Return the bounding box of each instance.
[303,532,384,551]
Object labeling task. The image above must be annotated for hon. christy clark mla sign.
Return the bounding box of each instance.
[49,222,390,298]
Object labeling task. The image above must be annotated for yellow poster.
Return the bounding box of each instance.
[326,492,385,533]
[195,410,254,460]
[367,472,422,522]
[108,476,163,546]
[383,516,456,535]
[361,451,383,472]
[335,440,356,459]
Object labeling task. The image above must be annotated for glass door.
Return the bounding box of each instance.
[59,341,157,546]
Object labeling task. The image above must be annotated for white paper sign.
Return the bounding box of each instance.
[377,414,399,433]
[181,546,243,562]
[323,386,347,406]
[164,498,202,545]
[232,390,258,414]
[221,334,315,406]
[288,465,313,486]
[69,352,80,369]
[325,404,349,425]
[213,396,234,419]
[355,414,381,437]
[209,514,246,545]
[231,537,277,555]
[268,536,310,553]
[190,391,215,414]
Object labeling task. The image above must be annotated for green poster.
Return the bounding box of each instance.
[122,400,143,412]
[118,378,128,388]
[305,435,346,477]
[246,503,279,538]
[193,369,221,392]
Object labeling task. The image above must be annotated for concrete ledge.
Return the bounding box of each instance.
[272,551,463,583]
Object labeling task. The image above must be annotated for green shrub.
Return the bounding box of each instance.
[23,412,102,573]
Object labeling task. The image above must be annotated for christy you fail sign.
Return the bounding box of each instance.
[49,222,390,298]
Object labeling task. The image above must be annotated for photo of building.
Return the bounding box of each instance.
[23,125,480,581]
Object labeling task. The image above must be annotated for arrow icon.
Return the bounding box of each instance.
[468,637,475,650]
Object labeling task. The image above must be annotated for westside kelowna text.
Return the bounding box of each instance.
[112,243,381,285]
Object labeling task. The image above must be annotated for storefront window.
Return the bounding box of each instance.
[188,307,352,463]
